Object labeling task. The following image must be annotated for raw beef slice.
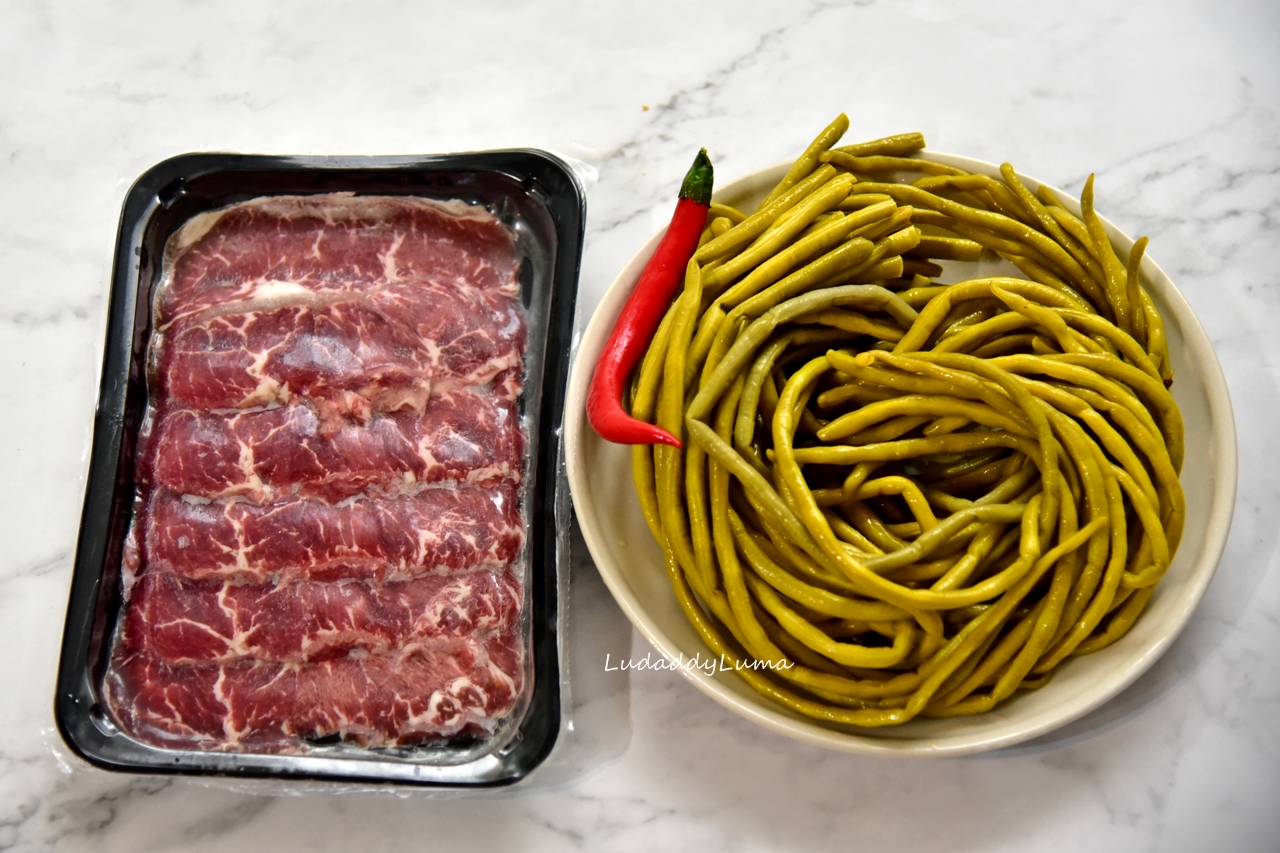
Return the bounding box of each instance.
[121,570,522,664]
[139,483,523,583]
[156,279,526,411]
[105,630,524,750]
[159,194,519,323]
[145,389,523,502]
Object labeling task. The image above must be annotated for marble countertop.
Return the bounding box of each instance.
[3,1,1278,850]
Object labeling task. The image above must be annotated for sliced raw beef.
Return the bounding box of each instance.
[146,389,523,502]
[157,301,435,412]
[104,629,524,750]
[121,570,522,664]
[108,193,531,755]
[156,280,525,411]
[140,484,523,583]
[160,194,519,323]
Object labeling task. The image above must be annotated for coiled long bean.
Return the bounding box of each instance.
[627,117,1183,726]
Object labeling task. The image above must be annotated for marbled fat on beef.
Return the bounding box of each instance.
[157,279,525,412]
[147,389,523,503]
[105,630,524,750]
[157,302,437,413]
[106,195,529,752]
[160,194,519,322]
[141,485,523,583]
[121,570,522,664]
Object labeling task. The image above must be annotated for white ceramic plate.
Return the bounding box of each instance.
[566,154,1237,756]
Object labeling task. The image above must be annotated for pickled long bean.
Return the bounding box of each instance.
[624,118,1183,726]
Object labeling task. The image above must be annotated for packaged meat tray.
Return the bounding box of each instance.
[56,150,584,787]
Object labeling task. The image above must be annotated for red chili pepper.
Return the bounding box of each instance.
[587,148,714,448]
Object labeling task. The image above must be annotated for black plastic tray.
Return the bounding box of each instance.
[55,149,584,787]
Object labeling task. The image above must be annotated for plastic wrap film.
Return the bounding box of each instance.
[55,149,587,790]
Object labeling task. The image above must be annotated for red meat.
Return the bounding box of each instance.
[138,484,523,583]
[121,570,522,664]
[156,281,525,411]
[145,389,523,503]
[160,194,519,323]
[104,630,525,751]
[108,194,530,754]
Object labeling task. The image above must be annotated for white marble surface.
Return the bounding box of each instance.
[2,0,1278,849]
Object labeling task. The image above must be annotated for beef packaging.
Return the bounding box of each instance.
[56,150,583,787]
